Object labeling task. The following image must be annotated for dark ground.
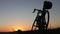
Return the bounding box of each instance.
[0,28,60,34]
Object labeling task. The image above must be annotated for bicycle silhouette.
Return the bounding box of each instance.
[31,1,52,31]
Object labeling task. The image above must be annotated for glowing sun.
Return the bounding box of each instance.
[13,26,24,31]
[14,27,22,31]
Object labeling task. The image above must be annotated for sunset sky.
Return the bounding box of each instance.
[0,0,60,32]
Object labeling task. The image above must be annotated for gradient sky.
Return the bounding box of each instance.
[0,0,60,32]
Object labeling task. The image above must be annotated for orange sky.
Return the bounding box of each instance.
[0,24,59,32]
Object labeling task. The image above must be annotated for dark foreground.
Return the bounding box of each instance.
[0,28,60,34]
